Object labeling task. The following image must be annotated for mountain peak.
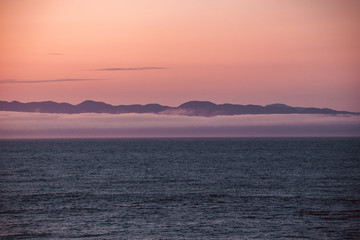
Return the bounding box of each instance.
[178,101,217,109]
[265,103,292,108]
[79,100,104,105]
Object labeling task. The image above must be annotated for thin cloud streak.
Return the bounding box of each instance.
[96,67,167,71]
[0,79,104,84]
[48,52,64,55]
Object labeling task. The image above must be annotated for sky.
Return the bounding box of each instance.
[0,0,360,111]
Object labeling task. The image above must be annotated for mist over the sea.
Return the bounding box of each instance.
[1,112,359,138]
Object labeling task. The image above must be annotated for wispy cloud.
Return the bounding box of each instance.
[48,52,64,55]
[0,79,103,84]
[96,67,167,71]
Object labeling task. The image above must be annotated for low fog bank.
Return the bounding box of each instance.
[0,112,359,138]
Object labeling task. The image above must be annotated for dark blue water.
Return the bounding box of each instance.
[1,138,359,239]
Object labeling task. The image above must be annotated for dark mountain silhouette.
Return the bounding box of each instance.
[0,100,357,116]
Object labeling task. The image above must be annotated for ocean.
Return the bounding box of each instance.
[0,138,359,239]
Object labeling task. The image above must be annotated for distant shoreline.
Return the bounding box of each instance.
[1,100,358,117]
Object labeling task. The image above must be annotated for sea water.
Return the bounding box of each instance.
[0,138,359,239]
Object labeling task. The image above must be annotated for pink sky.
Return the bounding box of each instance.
[1,0,359,111]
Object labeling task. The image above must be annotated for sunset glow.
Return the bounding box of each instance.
[1,2,360,237]
[1,0,359,111]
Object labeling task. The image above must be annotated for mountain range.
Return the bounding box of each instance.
[0,100,358,117]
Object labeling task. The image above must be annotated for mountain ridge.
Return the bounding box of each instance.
[0,100,358,117]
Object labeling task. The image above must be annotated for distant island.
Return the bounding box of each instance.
[0,100,358,117]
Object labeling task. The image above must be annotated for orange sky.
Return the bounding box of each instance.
[1,0,359,111]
